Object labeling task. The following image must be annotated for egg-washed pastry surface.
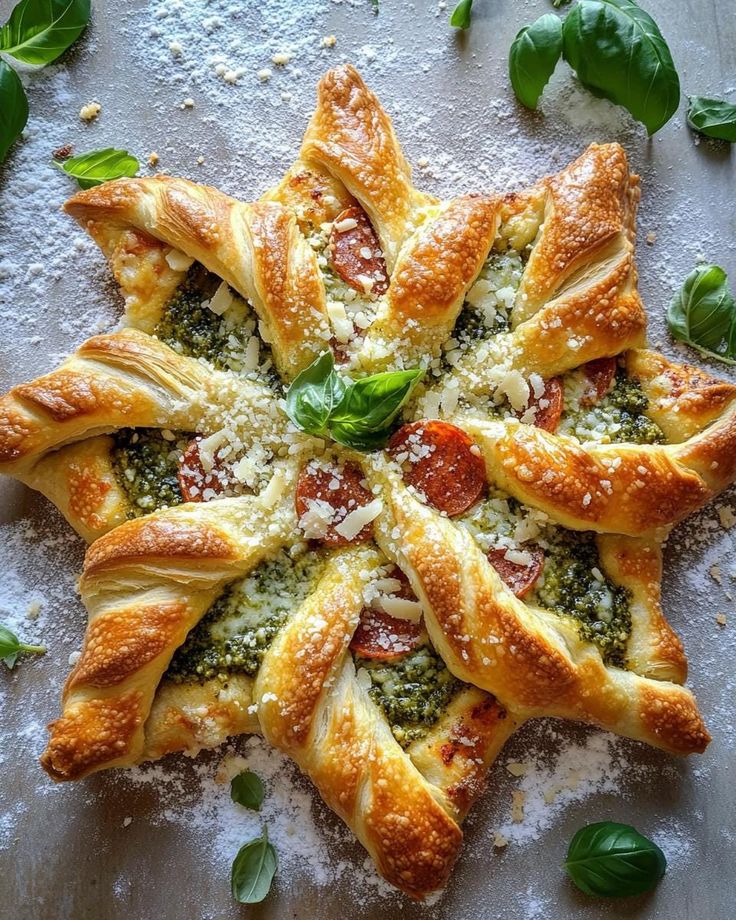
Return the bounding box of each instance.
[1,66,735,901]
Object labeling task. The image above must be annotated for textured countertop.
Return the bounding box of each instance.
[0,1,734,918]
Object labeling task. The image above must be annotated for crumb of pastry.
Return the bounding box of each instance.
[122,817,132,827]
[52,144,73,161]
[79,101,101,122]
[257,67,272,82]
[511,790,526,823]
[168,40,182,56]
[181,97,195,109]
[196,156,205,165]
[718,506,736,530]
[493,831,508,849]
[506,761,530,777]
[26,600,42,621]
[716,613,727,626]
[709,564,722,584]
[148,151,159,167]
[417,156,430,169]
[280,91,293,102]
[272,52,292,65]
[646,231,657,245]
[223,69,243,84]
[322,35,336,48]
[68,650,81,666]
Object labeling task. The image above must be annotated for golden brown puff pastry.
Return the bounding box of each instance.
[368,459,707,756]
[0,65,734,901]
[40,476,516,898]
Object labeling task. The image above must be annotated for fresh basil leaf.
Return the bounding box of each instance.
[329,422,395,452]
[562,0,680,136]
[552,0,573,7]
[285,351,346,436]
[450,0,473,30]
[0,60,28,163]
[667,264,736,365]
[230,770,264,811]
[231,830,277,904]
[330,369,423,439]
[0,0,90,66]
[565,821,666,897]
[687,96,736,143]
[56,148,139,189]
[509,14,563,110]
[0,623,45,670]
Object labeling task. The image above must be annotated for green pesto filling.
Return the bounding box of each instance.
[166,550,325,684]
[355,645,460,748]
[450,250,524,351]
[606,373,665,444]
[155,264,231,365]
[111,428,189,517]
[533,532,632,667]
[563,370,665,445]
[154,263,273,379]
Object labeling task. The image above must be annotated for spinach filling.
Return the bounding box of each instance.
[166,550,324,684]
[355,645,460,748]
[112,428,188,517]
[533,532,632,667]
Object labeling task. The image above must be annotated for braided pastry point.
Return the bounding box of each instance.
[0,65,733,899]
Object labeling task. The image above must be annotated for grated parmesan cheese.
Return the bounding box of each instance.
[334,499,383,541]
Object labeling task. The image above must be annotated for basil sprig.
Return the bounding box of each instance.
[230,770,265,811]
[564,821,666,897]
[509,14,563,110]
[0,0,90,66]
[285,351,423,451]
[231,829,278,904]
[510,1,679,136]
[0,623,46,669]
[450,0,473,30]
[562,0,679,135]
[57,148,140,188]
[0,61,28,163]
[667,264,736,366]
[285,350,346,436]
[0,0,90,163]
[687,96,736,143]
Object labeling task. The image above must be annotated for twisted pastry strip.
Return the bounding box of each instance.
[40,477,515,899]
[0,329,284,538]
[456,395,736,536]
[358,195,501,370]
[300,64,434,270]
[369,461,709,756]
[424,144,647,406]
[40,469,297,781]
[65,178,329,379]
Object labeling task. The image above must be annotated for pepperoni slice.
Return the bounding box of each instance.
[328,335,351,365]
[383,566,416,600]
[328,206,388,296]
[517,377,563,432]
[295,460,374,545]
[487,546,544,598]
[581,357,617,406]
[388,420,487,517]
[177,437,232,503]
[349,607,424,660]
